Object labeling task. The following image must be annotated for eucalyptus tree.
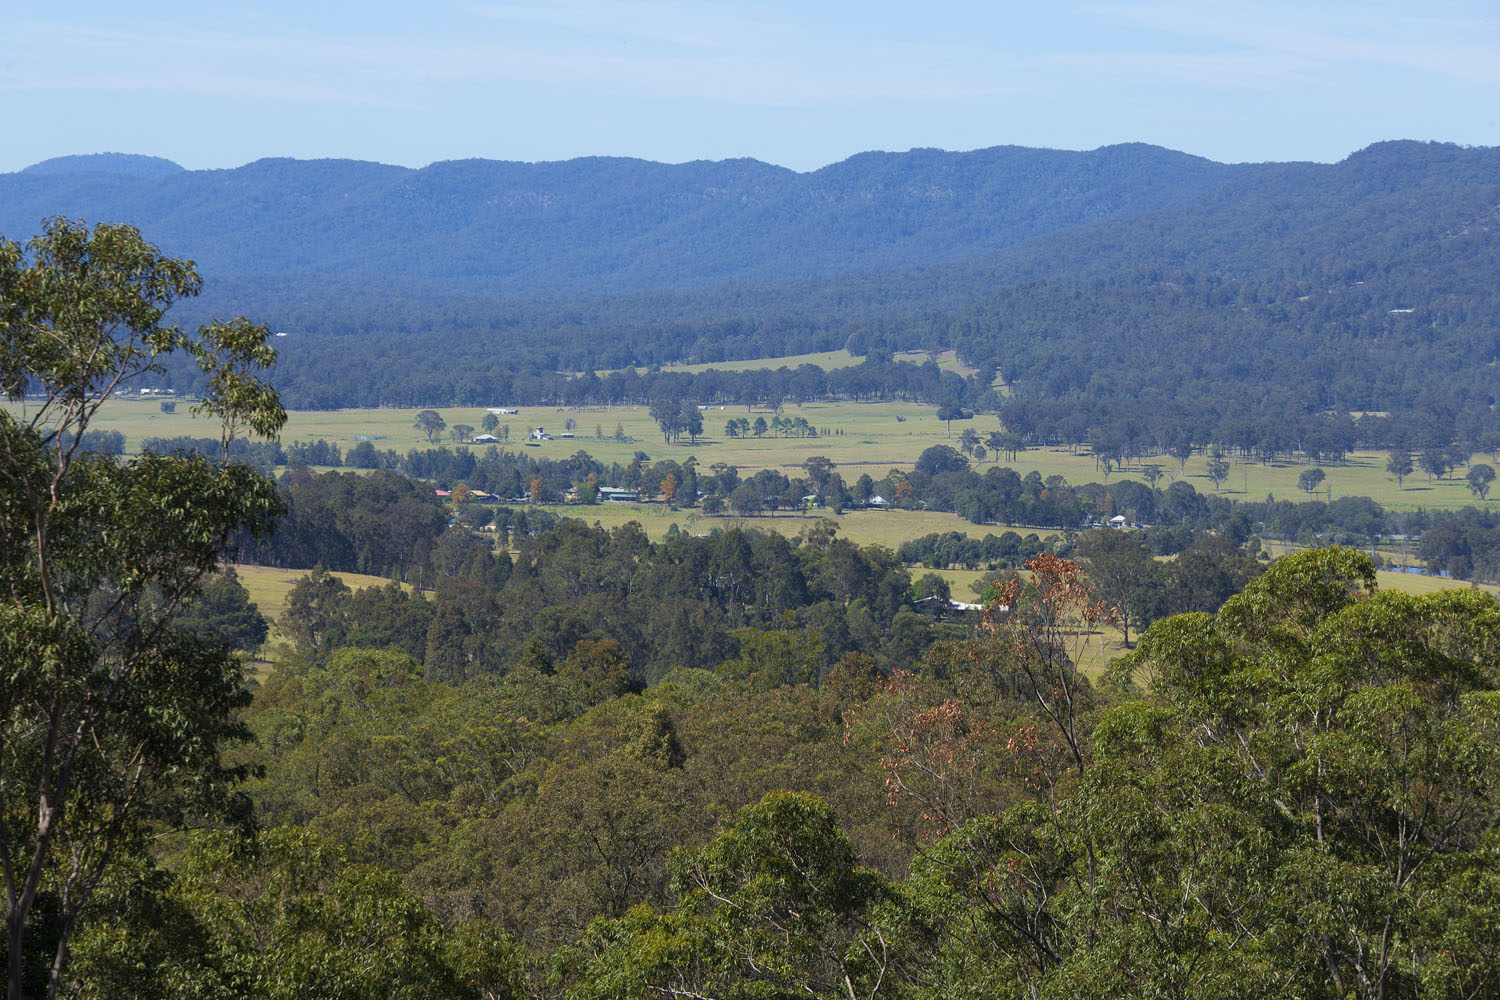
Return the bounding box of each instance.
[1467,462,1495,501]
[0,219,285,999]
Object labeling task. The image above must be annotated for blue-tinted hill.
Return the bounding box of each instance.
[0,145,1243,295]
[21,153,185,178]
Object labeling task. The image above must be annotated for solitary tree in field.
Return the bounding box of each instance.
[1298,467,1326,496]
[936,403,966,436]
[414,409,445,443]
[482,412,499,434]
[1142,463,1164,489]
[1467,463,1495,500]
[682,403,704,444]
[1205,455,1231,492]
[1387,449,1413,488]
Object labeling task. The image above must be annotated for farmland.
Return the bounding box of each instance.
[37,394,1499,514]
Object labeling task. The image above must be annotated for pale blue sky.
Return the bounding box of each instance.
[4,0,1498,173]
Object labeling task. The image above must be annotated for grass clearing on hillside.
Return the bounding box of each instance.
[535,502,1053,550]
[234,564,406,622]
[889,349,981,379]
[634,349,865,374]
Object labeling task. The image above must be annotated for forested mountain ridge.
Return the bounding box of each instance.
[1,144,1244,295]
[7,141,1499,436]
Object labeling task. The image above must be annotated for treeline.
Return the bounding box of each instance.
[241,455,1500,587]
[274,515,951,688]
[1004,382,1500,461]
[143,434,287,473]
[235,469,452,579]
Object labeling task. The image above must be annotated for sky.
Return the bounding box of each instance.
[4,0,1499,174]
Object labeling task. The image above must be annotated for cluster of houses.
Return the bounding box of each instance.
[466,423,577,446]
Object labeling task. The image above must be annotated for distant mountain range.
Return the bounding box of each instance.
[2,144,1247,297]
[5,141,1498,427]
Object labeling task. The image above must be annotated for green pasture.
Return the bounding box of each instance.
[20,394,1500,513]
[37,397,971,474]
[922,567,993,601]
[970,447,1498,514]
[1374,569,1500,597]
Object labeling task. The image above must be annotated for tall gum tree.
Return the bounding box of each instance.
[0,218,285,999]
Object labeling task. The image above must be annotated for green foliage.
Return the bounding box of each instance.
[716,627,827,692]
[1106,547,1500,997]
[176,567,270,653]
[1467,462,1495,500]
[567,792,901,1000]
[0,219,285,999]
[163,828,524,1000]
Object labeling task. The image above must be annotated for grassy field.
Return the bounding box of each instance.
[922,567,993,600]
[889,349,982,379]
[234,564,401,623]
[19,394,1500,513]
[1374,569,1499,597]
[535,502,1054,550]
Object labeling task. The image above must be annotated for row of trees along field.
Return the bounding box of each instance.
[7,220,1500,999]
[203,439,1500,586]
